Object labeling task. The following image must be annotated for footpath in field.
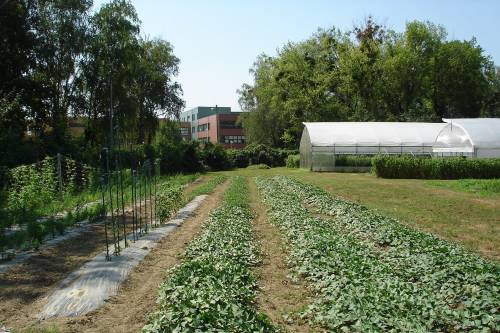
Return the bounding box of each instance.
[143,176,275,332]
[248,179,313,332]
[256,176,500,332]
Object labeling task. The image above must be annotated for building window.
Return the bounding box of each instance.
[221,135,246,144]
[199,137,209,143]
[220,120,241,129]
[192,126,196,133]
[197,123,209,132]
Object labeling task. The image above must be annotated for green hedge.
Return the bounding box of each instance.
[372,155,500,179]
[286,154,300,168]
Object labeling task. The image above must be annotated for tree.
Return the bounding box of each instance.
[30,0,92,144]
[239,18,498,148]
[135,38,184,144]
[0,0,36,156]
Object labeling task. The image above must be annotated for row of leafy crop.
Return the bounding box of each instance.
[155,175,227,224]
[256,176,499,332]
[0,172,199,252]
[373,155,500,179]
[144,176,274,332]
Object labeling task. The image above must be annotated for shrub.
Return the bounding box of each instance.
[198,143,231,171]
[155,184,183,223]
[286,154,300,168]
[372,155,500,179]
[227,144,298,168]
[226,149,248,168]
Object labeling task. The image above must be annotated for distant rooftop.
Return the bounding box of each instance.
[180,106,245,119]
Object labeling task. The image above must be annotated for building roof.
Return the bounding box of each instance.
[302,122,447,147]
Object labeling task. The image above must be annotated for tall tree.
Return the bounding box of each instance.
[239,18,498,148]
[30,0,92,144]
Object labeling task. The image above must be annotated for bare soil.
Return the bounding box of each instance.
[248,178,315,333]
[0,176,225,332]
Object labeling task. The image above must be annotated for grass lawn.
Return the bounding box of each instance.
[426,178,500,197]
[213,167,500,260]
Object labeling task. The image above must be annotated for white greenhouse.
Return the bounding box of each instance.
[433,118,500,158]
[299,119,500,171]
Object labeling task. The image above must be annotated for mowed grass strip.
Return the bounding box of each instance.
[256,176,500,332]
[143,176,275,332]
[426,178,500,197]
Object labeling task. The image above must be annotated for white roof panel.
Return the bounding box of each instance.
[442,118,500,149]
[303,122,446,147]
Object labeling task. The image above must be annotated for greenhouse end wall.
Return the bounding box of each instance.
[299,127,312,169]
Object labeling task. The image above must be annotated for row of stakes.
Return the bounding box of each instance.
[99,149,160,261]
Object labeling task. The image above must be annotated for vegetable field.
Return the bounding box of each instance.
[1,171,499,332]
[256,176,499,331]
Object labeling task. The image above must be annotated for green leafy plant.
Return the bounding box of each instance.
[144,177,275,332]
[256,176,500,331]
[372,155,500,179]
[155,184,183,223]
[286,154,300,168]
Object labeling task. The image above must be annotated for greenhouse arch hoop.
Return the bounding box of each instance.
[433,118,500,158]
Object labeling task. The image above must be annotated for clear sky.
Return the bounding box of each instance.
[94,0,500,111]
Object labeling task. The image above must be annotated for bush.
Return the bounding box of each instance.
[155,184,183,223]
[198,143,231,171]
[227,144,298,168]
[153,121,203,174]
[335,155,372,167]
[372,155,500,179]
[286,154,300,168]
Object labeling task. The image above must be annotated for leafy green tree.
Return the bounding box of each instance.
[239,18,498,148]
[30,0,92,142]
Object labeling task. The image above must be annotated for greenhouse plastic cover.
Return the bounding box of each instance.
[441,118,500,149]
[303,122,447,147]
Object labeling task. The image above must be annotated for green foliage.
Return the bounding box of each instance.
[186,175,226,202]
[198,143,231,171]
[334,154,373,167]
[144,177,274,332]
[227,144,298,168]
[155,184,183,223]
[153,120,203,173]
[286,154,300,168]
[239,19,499,147]
[373,155,500,179]
[426,178,500,197]
[0,0,184,167]
[256,176,500,331]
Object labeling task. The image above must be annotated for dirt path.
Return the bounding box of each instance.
[248,178,314,333]
[32,179,228,333]
[0,176,218,332]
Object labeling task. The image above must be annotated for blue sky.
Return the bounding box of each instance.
[93,0,500,111]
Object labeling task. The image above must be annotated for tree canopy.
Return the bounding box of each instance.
[0,0,184,166]
[239,18,500,148]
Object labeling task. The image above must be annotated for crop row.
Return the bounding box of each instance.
[143,176,274,332]
[154,175,227,225]
[256,176,499,332]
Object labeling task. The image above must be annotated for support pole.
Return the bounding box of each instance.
[100,172,110,261]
